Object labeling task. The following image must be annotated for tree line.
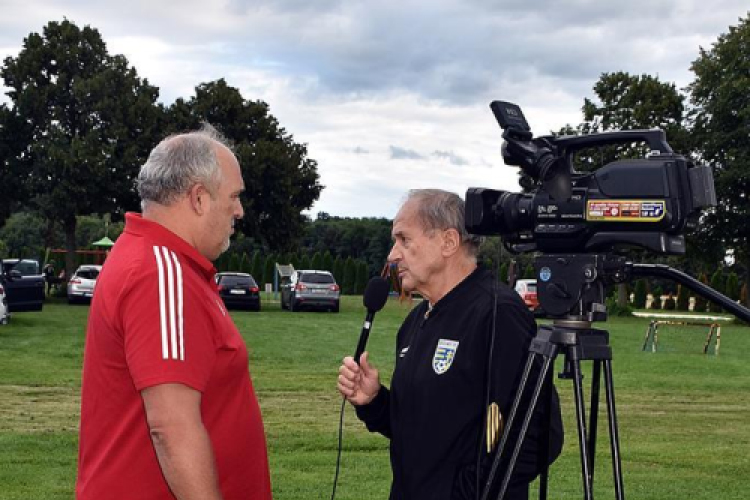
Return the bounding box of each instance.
[214,249,371,295]
[2,15,749,306]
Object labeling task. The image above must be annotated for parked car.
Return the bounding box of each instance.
[0,283,10,324]
[67,265,102,304]
[514,278,539,311]
[1,259,45,312]
[215,272,261,311]
[281,270,340,312]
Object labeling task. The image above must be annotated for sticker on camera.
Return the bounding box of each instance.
[586,200,665,222]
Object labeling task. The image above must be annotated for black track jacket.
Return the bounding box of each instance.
[356,267,563,500]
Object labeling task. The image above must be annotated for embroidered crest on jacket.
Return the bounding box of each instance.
[432,339,459,374]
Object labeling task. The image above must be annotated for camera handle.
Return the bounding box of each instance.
[480,320,625,500]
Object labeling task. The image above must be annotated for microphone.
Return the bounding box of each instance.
[353,276,390,364]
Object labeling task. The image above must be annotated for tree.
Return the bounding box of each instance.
[709,269,725,312]
[677,284,690,311]
[322,251,334,274]
[165,79,322,250]
[580,72,688,154]
[355,260,368,295]
[333,256,344,285]
[725,272,740,302]
[650,286,663,310]
[499,262,509,284]
[1,20,163,276]
[0,106,29,227]
[251,251,262,281]
[689,14,750,307]
[343,257,356,295]
[310,252,323,271]
[0,212,48,259]
[633,280,647,309]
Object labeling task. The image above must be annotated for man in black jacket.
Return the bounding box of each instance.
[338,189,563,500]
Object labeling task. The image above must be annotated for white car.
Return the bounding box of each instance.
[0,283,9,324]
[67,265,103,304]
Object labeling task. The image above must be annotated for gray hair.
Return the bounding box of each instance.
[137,123,234,209]
[404,189,483,257]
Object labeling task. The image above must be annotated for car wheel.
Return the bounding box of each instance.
[332,301,340,313]
[290,297,299,312]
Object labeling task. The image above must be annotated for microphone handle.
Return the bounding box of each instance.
[353,310,376,364]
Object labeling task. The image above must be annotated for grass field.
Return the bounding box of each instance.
[0,295,748,499]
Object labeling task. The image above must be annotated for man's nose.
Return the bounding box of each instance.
[387,245,400,263]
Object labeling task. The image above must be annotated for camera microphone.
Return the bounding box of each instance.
[353,276,390,363]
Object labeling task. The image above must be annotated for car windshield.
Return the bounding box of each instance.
[300,273,334,284]
[3,259,40,276]
[77,269,100,280]
[526,283,537,292]
[220,276,257,287]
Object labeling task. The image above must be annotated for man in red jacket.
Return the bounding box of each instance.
[77,125,272,500]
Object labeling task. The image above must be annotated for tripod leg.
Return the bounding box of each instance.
[588,360,602,483]
[538,366,555,500]
[571,357,594,500]
[496,356,556,500]
[481,353,539,500]
[604,359,625,500]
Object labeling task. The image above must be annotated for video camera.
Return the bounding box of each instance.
[466,101,717,255]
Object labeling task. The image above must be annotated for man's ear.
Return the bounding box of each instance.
[441,228,461,257]
[188,183,210,215]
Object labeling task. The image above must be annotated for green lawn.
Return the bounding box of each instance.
[0,297,748,499]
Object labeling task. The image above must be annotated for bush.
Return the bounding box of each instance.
[650,286,663,310]
[606,296,633,317]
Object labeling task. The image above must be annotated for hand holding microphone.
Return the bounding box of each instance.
[337,277,390,406]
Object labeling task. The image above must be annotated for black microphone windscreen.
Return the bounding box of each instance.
[363,277,390,312]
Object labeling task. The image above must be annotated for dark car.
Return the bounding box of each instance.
[215,272,261,311]
[281,270,340,312]
[1,259,45,312]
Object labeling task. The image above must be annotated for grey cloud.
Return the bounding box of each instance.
[390,146,426,160]
[433,150,469,166]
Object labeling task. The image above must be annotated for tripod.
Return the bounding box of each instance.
[482,254,627,500]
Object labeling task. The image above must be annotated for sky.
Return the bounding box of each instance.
[0,1,747,219]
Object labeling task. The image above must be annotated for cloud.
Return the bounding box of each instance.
[0,0,747,218]
[433,150,469,166]
[389,145,427,160]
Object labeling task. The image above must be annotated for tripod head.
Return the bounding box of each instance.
[534,254,628,321]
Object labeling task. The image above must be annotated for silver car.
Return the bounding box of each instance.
[281,270,340,312]
[67,265,102,304]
